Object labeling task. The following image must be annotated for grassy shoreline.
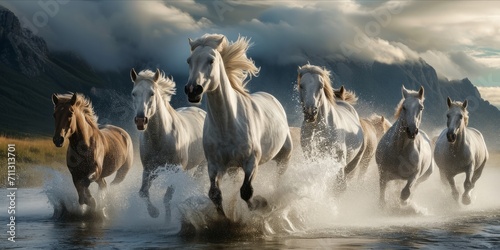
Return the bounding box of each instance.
[0,136,67,187]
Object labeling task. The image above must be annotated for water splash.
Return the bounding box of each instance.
[37,148,500,239]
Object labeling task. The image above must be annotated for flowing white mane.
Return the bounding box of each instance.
[136,69,176,101]
[189,33,260,96]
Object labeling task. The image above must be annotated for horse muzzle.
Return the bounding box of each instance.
[184,84,204,103]
[405,127,419,140]
[135,116,148,130]
[303,107,318,123]
[447,131,457,143]
[53,136,64,147]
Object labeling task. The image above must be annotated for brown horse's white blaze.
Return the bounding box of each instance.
[52,93,133,210]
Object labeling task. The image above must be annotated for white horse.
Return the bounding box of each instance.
[184,34,292,217]
[297,65,364,191]
[375,86,434,207]
[130,68,206,219]
[434,97,488,205]
[333,86,392,180]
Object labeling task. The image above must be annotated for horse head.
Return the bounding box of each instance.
[446,97,468,143]
[399,86,424,140]
[130,68,163,130]
[297,65,334,123]
[184,36,225,103]
[52,93,78,147]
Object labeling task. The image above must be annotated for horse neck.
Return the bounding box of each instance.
[452,122,467,148]
[206,61,240,130]
[317,98,339,128]
[147,94,177,137]
[69,109,98,147]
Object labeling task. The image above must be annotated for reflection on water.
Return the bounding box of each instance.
[1,153,500,248]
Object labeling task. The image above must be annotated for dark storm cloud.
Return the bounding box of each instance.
[1,0,499,81]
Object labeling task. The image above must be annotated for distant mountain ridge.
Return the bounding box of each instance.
[1,5,499,149]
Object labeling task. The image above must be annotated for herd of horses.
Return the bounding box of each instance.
[51,33,489,220]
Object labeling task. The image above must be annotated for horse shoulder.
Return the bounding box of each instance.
[465,127,489,162]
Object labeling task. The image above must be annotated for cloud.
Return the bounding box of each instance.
[2,0,500,82]
[477,87,500,108]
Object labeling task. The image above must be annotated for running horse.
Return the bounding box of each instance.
[297,65,364,191]
[52,93,133,209]
[130,68,206,219]
[434,97,488,205]
[185,34,292,217]
[375,86,434,207]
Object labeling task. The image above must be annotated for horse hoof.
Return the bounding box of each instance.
[462,195,472,205]
[148,205,160,218]
[249,195,268,211]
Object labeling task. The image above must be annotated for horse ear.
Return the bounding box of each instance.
[70,93,77,106]
[130,68,137,82]
[339,85,345,96]
[215,36,224,47]
[52,94,58,105]
[188,38,194,51]
[418,86,424,99]
[463,99,468,109]
[447,97,452,108]
[402,85,408,99]
[153,69,161,82]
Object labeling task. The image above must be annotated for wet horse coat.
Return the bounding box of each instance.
[434,97,488,205]
[52,93,133,209]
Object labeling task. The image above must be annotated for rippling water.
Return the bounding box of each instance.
[2,154,500,249]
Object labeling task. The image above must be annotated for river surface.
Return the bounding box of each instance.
[2,156,500,249]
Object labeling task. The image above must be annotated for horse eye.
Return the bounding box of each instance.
[209,58,214,65]
[187,58,191,64]
[132,93,136,97]
[150,92,154,97]
[402,107,406,111]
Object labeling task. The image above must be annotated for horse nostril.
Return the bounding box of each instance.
[194,85,203,95]
[415,128,419,135]
[184,85,190,94]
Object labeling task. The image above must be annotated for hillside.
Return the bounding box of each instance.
[1,5,499,149]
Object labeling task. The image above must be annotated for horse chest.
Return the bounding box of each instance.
[204,137,253,166]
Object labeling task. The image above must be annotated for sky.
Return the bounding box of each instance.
[3,0,500,106]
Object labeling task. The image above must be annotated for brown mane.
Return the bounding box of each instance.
[54,93,98,128]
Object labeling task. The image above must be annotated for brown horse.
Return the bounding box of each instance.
[334,86,392,180]
[52,93,133,209]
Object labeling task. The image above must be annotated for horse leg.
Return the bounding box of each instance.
[163,185,174,224]
[463,163,485,205]
[273,133,292,176]
[97,178,108,202]
[378,172,388,209]
[139,169,159,218]
[111,156,132,185]
[401,173,418,204]
[334,167,347,194]
[208,162,225,217]
[440,169,459,201]
[241,157,267,211]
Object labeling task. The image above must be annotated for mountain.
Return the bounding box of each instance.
[1,5,499,149]
[247,58,500,149]
[0,6,133,136]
